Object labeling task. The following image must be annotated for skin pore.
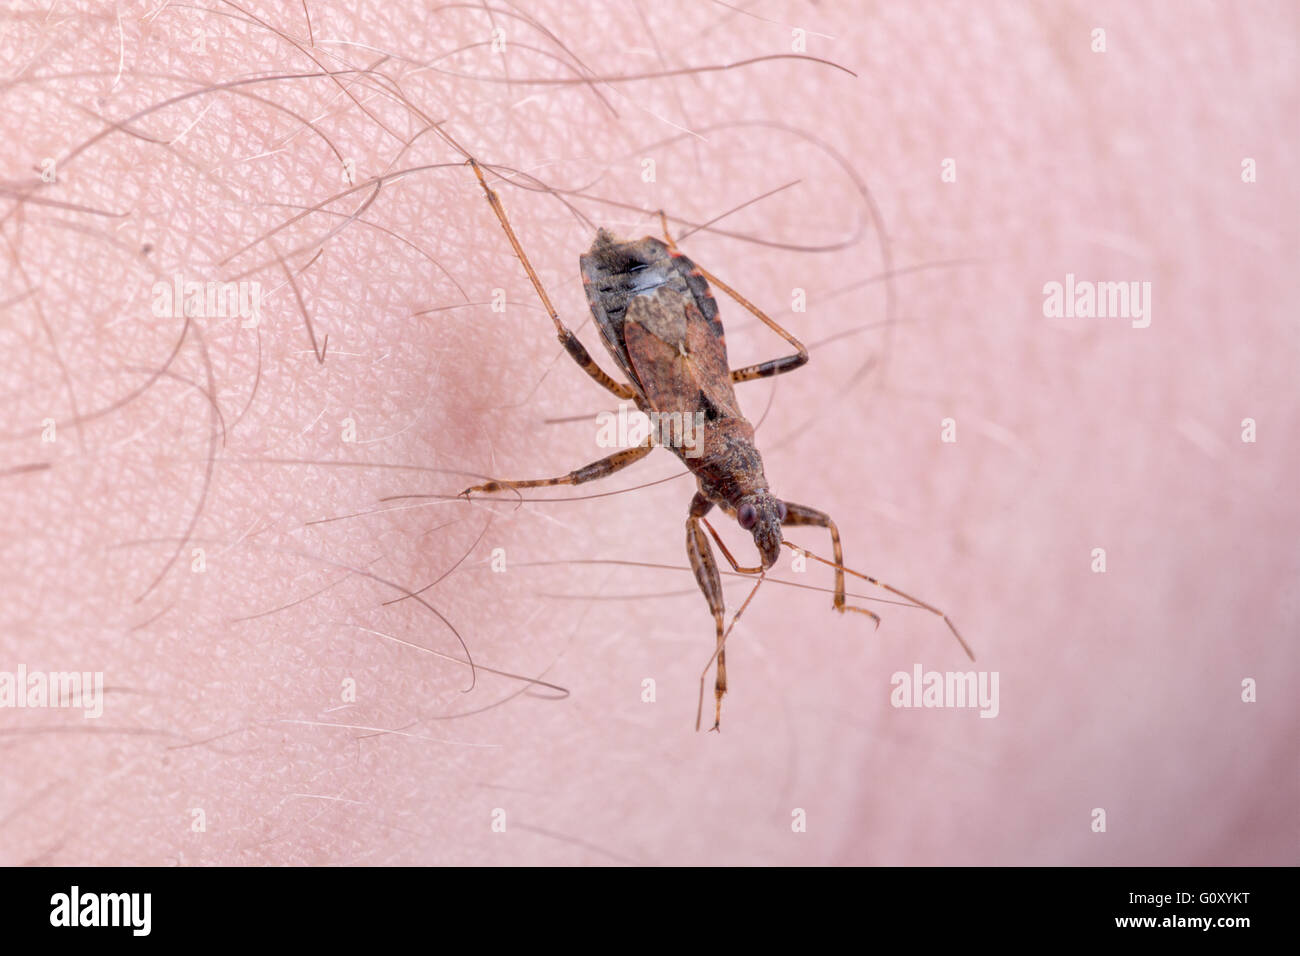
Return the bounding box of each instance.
[1,2,1295,865]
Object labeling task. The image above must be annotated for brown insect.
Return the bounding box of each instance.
[460,159,973,730]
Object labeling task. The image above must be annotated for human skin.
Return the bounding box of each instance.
[1,0,1295,865]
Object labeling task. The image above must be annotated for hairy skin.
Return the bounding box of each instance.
[0,1,1295,865]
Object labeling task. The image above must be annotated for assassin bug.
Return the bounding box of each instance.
[459,159,973,730]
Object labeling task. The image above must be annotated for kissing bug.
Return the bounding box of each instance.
[459,159,973,730]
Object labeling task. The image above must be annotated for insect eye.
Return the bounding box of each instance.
[737,503,758,530]
[776,500,788,522]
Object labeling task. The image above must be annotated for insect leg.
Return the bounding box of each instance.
[717,271,810,383]
[779,502,880,627]
[652,212,808,385]
[781,508,976,660]
[685,492,728,731]
[782,505,976,660]
[467,159,635,400]
[460,436,653,497]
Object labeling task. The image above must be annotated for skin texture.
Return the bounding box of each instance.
[0,1,1295,865]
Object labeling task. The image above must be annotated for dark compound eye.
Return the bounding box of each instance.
[776,500,788,522]
[737,502,758,530]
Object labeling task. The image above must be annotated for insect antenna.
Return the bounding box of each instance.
[783,538,975,662]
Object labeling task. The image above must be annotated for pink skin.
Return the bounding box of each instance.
[0,2,1294,865]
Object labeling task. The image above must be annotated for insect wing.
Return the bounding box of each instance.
[623,287,742,420]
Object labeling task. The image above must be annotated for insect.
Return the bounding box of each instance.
[459,159,973,730]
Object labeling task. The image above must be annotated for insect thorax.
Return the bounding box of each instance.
[688,418,770,507]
